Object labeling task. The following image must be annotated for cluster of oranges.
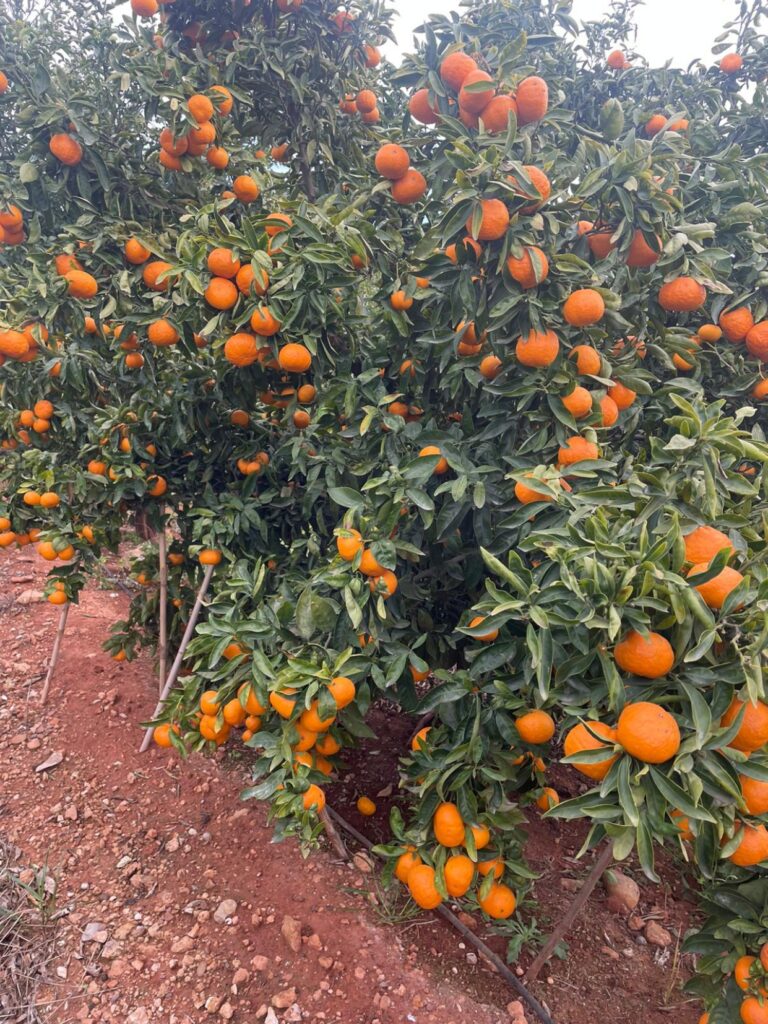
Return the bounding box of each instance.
[156,88,235,172]
[335,526,398,599]
[374,143,427,205]
[339,86,382,125]
[0,203,26,248]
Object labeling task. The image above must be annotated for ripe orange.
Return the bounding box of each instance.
[537,787,560,811]
[143,260,173,291]
[65,270,98,298]
[698,324,723,343]
[224,333,259,367]
[614,630,674,678]
[466,198,509,241]
[212,84,233,114]
[439,51,477,91]
[481,94,517,133]
[735,956,757,991]
[563,721,618,780]
[207,247,241,278]
[125,238,150,264]
[357,796,376,816]
[569,345,601,375]
[516,75,548,125]
[683,525,734,564]
[740,775,768,816]
[278,343,311,372]
[516,709,555,745]
[238,684,266,716]
[188,92,214,122]
[336,528,363,561]
[479,882,517,919]
[359,549,384,576]
[205,277,238,309]
[721,698,768,753]
[265,212,293,237]
[434,802,465,846]
[269,688,298,718]
[233,175,260,203]
[418,444,448,474]
[479,354,502,379]
[369,570,398,598]
[374,144,410,180]
[395,848,422,882]
[562,386,592,419]
[49,133,83,165]
[444,855,475,897]
[445,236,482,263]
[390,290,414,311]
[563,288,605,326]
[147,319,179,346]
[616,702,681,763]
[477,857,504,879]
[40,491,60,509]
[458,69,494,113]
[293,410,310,428]
[719,307,754,342]
[153,723,179,748]
[516,329,559,367]
[297,384,316,403]
[408,88,439,125]
[411,726,431,751]
[645,114,667,136]
[299,699,335,733]
[223,699,247,727]
[198,549,222,565]
[599,395,619,427]
[468,615,498,642]
[407,864,442,909]
[251,307,280,336]
[558,436,599,465]
[740,997,768,1024]
[355,89,377,113]
[688,562,744,609]
[328,675,356,708]
[658,277,706,312]
[236,264,269,296]
[626,230,661,268]
[746,322,768,361]
[720,53,743,74]
[315,733,340,756]
[752,379,768,400]
[391,169,427,205]
[608,381,636,410]
[506,246,549,288]
[607,49,628,69]
[302,784,326,812]
[293,721,318,751]
[514,475,559,504]
[230,409,250,428]
[730,823,768,868]
[199,689,220,715]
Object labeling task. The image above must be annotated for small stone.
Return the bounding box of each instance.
[251,955,269,972]
[456,911,478,931]
[601,945,620,960]
[232,968,249,986]
[219,1003,234,1020]
[628,914,645,932]
[27,738,41,751]
[560,878,581,893]
[604,869,640,914]
[101,940,121,960]
[465,952,478,965]
[284,1006,302,1022]
[264,1011,279,1024]
[645,921,672,947]
[352,852,373,874]
[306,933,322,950]
[172,937,194,954]
[81,922,108,944]
[56,965,68,980]
[165,836,180,853]
[214,899,237,924]
[126,1010,150,1024]
[272,987,297,1009]
[64,805,78,821]
[205,995,223,1013]
[17,589,43,605]
[507,1000,527,1021]
[281,915,302,953]
[318,957,334,970]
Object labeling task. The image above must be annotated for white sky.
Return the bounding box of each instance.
[388,0,737,66]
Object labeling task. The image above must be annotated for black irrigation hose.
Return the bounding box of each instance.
[326,807,558,1024]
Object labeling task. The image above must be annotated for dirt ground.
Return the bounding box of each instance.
[0,546,703,1024]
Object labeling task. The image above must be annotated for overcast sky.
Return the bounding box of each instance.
[387,0,738,66]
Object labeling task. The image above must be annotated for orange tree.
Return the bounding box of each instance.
[2,0,768,1016]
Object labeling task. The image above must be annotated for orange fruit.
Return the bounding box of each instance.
[514,476,559,505]
[205,277,238,309]
[698,324,723,343]
[614,630,674,678]
[506,246,549,289]
[563,288,605,326]
[683,525,734,564]
[740,998,768,1024]
[374,144,410,180]
[599,395,619,427]
[537,787,560,811]
[198,549,222,565]
[143,260,173,291]
[233,175,260,202]
[516,329,559,367]
[299,700,335,733]
[740,775,768,816]
[433,802,465,847]
[720,53,743,74]
[269,688,298,719]
[563,721,618,780]
[721,698,768,753]
[458,69,494,113]
[407,864,442,909]
[516,75,548,125]
[328,675,356,708]
[49,132,83,165]
[278,343,311,372]
[466,198,509,241]
[480,94,517,133]
[658,277,706,312]
[479,882,517,918]
[516,709,555,745]
[65,270,98,298]
[212,84,234,114]
[445,236,482,263]
[439,51,477,91]
[207,247,241,279]
[39,491,60,509]
[293,722,318,752]
[357,796,376,816]
[315,733,340,756]
[444,854,475,897]
[224,333,259,367]
[616,701,681,763]
[719,307,754,342]
[395,849,422,882]
[302,784,326,812]
[570,345,602,375]
[153,723,179,748]
[562,386,592,419]
[558,436,599,465]
[236,264,269,296]
[468,824,490,850]
[390,290,414,312]
[148,319,179,346]
[411,726,431,751]
[645,114,667,136]
[125,237,151,264]
[477,857,504,879]
[222,699,247,727]
[747,322,768,361]
[188,92,214,122]
[418,444,448,474]
[688,562,744,609]
[468,615,498,642]
[479,354,502,379]
[408,88,439,124]
[391,169,427,205]
[730,824,768,868]
[336,528,363,561]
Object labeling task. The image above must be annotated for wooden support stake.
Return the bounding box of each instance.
[319,807,349,861]
[525,840,614,983]
[139,563,215,753]
[157,531,168,697]
[40,603,70,706]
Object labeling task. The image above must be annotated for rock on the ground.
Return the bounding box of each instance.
[214,899,237,924]
[272,987,297,1009]
[644,920,673,947]
[281,914,302,953]
[603,869,640,914]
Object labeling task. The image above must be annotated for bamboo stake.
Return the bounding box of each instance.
[40,603,70,706]
[319,807,348,860]
[326,807,557,1024]
[157,531,168,697]
[525,840,614,983]
[138,563,215,753]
